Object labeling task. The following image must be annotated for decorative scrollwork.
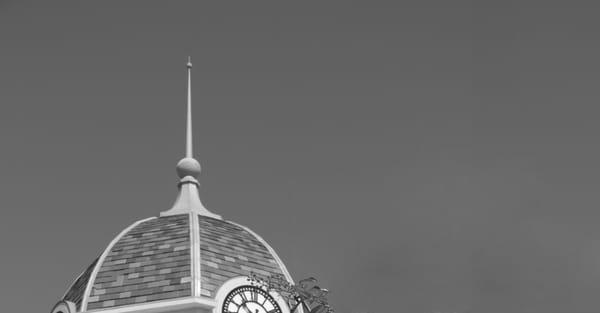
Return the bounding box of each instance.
[248,272,334,313]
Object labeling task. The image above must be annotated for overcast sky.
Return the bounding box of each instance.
[2,1,600,313]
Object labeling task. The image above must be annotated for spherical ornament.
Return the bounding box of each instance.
[176,157,201,179]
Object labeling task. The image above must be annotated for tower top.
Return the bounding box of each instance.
[161,57,220,219]
[52,57,295,313]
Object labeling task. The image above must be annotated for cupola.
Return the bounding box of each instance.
[51,58,293,313]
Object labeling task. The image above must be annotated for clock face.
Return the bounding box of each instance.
[222,286,282,313]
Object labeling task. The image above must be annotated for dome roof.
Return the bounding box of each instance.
[60,213,291,312]
[52,59,294,313]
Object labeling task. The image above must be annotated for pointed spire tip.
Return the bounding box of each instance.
[161,57,221,219]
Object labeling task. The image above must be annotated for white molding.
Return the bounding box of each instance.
[189,212,202,297]
[81,217,157,312]
[84,296,216,313]
[269,289,292,313]
[61,266,87,300]
[230,221,295,284]
[229,223,302,313]
[52,300,77,313]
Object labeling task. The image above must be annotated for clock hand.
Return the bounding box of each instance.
[240,303,251,313]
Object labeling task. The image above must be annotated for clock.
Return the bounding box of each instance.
[222,286,283,313]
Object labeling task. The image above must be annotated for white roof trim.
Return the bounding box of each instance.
[61,264,88,300]
[81,217,157,312]
[84,296,216,313]
[189,212,202,297]
[233,221,302,313]
[229,225,305,313]
[52,300,77,313]
[229,221,295,284]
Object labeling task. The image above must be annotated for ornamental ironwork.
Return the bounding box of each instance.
[248,272,334,313]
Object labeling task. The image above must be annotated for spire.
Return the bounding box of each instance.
[186,56,193,158]
[161,57,221,219]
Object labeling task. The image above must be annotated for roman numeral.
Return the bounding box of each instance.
[240,292,249,302]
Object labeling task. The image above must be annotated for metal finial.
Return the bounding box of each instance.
[177,57,200,179]
[162,57,221,219]
[186,56,193,158]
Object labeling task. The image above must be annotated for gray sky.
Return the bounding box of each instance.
[2,1,600,313]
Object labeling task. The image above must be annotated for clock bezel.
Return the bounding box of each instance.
[222,285,283,313]
[215,276,291,313]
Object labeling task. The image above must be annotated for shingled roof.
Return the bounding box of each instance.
[60,213,289,312]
